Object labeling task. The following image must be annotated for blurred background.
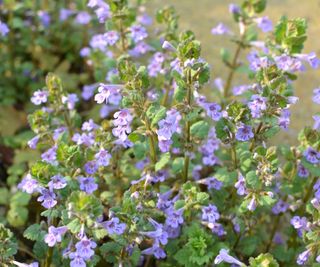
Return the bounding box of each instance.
[147,0,320,143]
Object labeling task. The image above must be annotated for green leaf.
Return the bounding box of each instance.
[67,218,82,234]
[24,224,44,241]
[151,106,167,127]
[249,253,279,267]
[172,157,184,174]
[10,191,31,207]
[196,192,209,204]
[7,206,28,227]
[0,188,9,205]
[246,171,260,187]
[100,242,122,263]
[155,152,171,172]
[190,121,209,139]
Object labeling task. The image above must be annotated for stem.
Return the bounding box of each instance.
[302,176,317,205]
[223,34,246,105]
[145,118,157,165]
[231,144,238,169]
[119,18,126,52]
[183,71,192,182]
[44,246,53,267]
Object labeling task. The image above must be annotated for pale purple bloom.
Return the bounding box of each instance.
[31,90,48,105]
[297,249,311,265]
[69,252,86,267]
[129,25,148,42]
[232,84,251,96]
[90,34,108,51]
[290,216,309,231]
[312,88,320,104]
[142,244,166,259]
[84,161,98,175]
[208,222,226,236]
[247,197,257,211]
[137,13,153,26]
[59,9,73,21]
[112,109,133,143]
[82,119,99,132]
[75,236,97,260]
[11,261,39,267]
[41,146,57,164]
[278,108,291,130]
[229,4,240,14]
[18,173,39,194]
[201,204,220,223]
[38,11,51,27]
[297,164,309,178]
[247,51,271,71]
[48,174,67,190]
[72,132,95,147]
[37,188,57,209]
[80,47,91,57]
[28,136,40,149]
[100,104,117,118]
[44,226,67,247]
[140,219,168,245]
[0,20,9,36]
[53,127,67,141]
[203,102,222,121]
[165,208,184,228]
[254,16,273,32]
[275,54,303,72]
[303,147,320,164]
[248,95,267,118]
[295,52,320,69]
[75,12,91,25]
[104,31,119,46]
[214,249,244,266]
[234,173,248,196]
[235,124,254,141]
[81,84,97,100]
[129,41,153,57]
[162,40,176,51]
[94,83,122,105]
[102,217,126,235]
[198,177,223,190]
[87,0,103,8]
[94,3,110,23]
[313,115,320,130]
[272,199,289,214]
[78,176,98,194]
[95,149,111,167]
[62,94,79,110]
[211,23,231,35]
[214,78,224,93]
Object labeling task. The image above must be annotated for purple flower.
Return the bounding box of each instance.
[303,147,320,164]
[165,208,184,228]
[59,9,73,21]
[95,149,111,167]
[0,20,9,36]
[140,219,168,245]
[312,88,320,104]
[297,249,311,265]
[296,52,320,69]
[82,119,99,132]
[235,173,247,195]
[198,177,223,190]
[297,164,309,178]
[254,16,273,32]
[102,217,126,235]
[235,124,254,142]
[275,54,303,72]
[48,174,67,190]
[247,197,257,211]
[38,11,51,27]
[78,176,98,194]
[72,132,95,147]
[62,94,79,110]
[53,127,67,141]
[137,13,153,26]
[313,115,320,130]
[112,109,133,145]
[90,34,108,51]
[75,236,97,260]
[162,40,176,51]
[201,204,220,223]
[248,95,267,118]
[203,102,222,121]
[75,12,91,25]
[129,41,153,57]
[229,4,241,14]
[28,136,40,149]
[290,216,309,231]
[94,3,110,23]
[157,109,181,152]
[104,31,119,46]
[82,84,97,100]
[232,84,251,96]
[247,51,270,72]
[129,25,148,42]
[208,222,226,236]
[278,109,291,130]
[18,173,39,194]
[69,252,86,267]
[31,90,48,105]
[37,188,57,209]
[44,226,67,247]
[80,47,91,57]
[214,249,244,266]
[272,199,289,214]
[211,23,231,35]
[142,244,166,259]
[41,146,57,164]
[84,161,98,175]
[94,84,122,105]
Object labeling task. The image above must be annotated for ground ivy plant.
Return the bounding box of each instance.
[1,0,320,266]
